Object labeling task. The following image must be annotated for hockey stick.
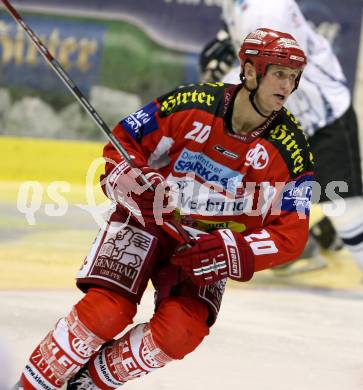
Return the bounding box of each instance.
[1,0,192,246]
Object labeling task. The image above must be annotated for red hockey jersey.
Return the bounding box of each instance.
[103,82,314,272]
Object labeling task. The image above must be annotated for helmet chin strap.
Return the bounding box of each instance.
[247,88,271,119]
[240,72,274,119]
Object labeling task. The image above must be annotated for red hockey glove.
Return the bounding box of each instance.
[104,158,174,225]
[171,229,255,286]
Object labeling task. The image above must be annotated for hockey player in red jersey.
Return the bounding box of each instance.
[14,28,313,390]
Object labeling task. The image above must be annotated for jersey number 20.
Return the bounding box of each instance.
[244,229,279,255]
[185,121,211,144]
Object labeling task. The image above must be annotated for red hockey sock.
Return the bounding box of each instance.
[75,287,137,340]
[150,296,210,359]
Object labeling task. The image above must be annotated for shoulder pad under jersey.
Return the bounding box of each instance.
[266,108,314,178]
[157,82,227,117]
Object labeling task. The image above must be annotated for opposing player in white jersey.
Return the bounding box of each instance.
[200,0,363,273]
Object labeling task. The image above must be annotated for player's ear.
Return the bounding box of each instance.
[244,62,256,79]
[243,62,257,89]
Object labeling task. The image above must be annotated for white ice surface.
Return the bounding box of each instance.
[1,287,363,390]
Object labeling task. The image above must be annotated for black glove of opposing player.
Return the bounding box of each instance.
[199,26,237,82]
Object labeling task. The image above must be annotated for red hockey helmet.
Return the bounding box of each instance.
[239,28,307,90]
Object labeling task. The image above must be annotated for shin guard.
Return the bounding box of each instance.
[21,308,106,390]
[89,323,173,389]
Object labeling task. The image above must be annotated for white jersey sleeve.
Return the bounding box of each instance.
[221,0,351,136]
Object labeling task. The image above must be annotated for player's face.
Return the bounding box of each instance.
[256,65,300,114]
